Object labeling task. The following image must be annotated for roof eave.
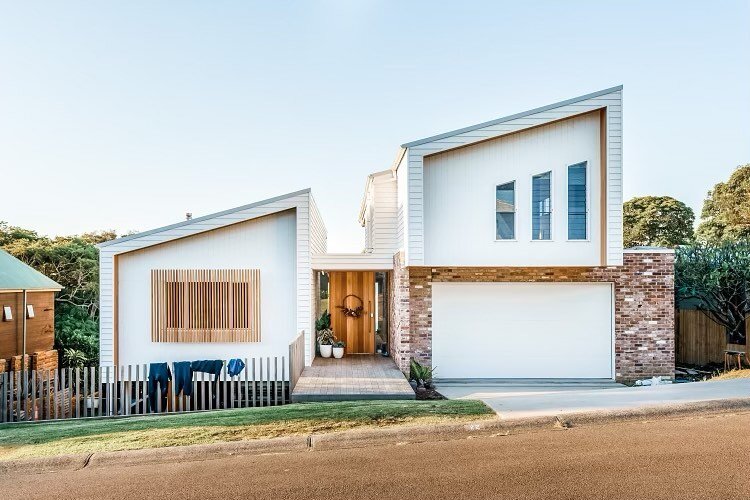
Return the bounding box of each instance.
[97,188,312,249]
[400,85,623,148]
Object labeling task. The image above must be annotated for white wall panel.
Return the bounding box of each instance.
[423,111,602,266]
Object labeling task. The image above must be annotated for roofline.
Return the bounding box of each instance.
[357,169,394,225]
[97,188,312,249]
[0,287,62,292]
[400,85,623,148]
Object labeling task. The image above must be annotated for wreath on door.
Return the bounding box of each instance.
[337,294,364,318]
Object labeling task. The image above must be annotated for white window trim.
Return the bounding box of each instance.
[494,180,517,241]
[530,170,554,242]
[566,161,590,242]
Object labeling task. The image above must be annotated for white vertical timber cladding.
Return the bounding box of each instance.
[404,86,623,266]
[97,189,319,367]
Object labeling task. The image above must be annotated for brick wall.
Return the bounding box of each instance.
[389,251,411,372]
[391,251,675,382]
[3,349,59,373]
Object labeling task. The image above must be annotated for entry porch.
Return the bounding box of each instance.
[291,355,414,402]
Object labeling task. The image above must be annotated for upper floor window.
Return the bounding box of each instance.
[532,171,552,240]
[567,162,588,240]
[495,181,516,240]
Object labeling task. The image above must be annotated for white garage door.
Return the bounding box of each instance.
[432,282,613,379]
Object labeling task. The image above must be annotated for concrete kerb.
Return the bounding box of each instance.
[3,397,749,476]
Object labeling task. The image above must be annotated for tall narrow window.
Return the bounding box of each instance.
[496,181,516,240]
[568,162,588,240]
[532,171,552,240]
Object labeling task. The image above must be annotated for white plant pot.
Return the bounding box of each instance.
[332,347,345,359]
[320,344,333,358]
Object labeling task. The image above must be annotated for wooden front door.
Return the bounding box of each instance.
[328,271,375,354]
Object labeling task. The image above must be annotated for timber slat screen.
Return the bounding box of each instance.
[0,356,290,424]
[151,269,260,343]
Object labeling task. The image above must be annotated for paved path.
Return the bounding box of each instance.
[438,378,750,417]
[2,411,749,499]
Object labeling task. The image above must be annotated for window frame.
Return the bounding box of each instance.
[530,170,554,241]
[566,161,590,241]
[494,180,517,241]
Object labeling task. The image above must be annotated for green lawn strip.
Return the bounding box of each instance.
[0,400,493,449]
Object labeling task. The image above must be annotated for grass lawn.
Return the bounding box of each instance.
[710,369,750,381]
[0,400,493,461]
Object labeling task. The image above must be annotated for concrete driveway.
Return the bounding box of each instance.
[437,378,750,418]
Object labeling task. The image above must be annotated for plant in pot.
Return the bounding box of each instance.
[317,328,335,358]
[332,340,346,359]
[409,359,436,393]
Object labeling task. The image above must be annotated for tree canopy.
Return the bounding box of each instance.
[623,196,695,248]
[675,240,750,344]
[696,164,750,243]
[0,222,117,366]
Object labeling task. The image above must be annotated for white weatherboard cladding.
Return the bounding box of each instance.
[116,210,296,367]
[406,88,623,266]
[370,174,399,254]
[396,152,409,253]
[424,111,601,266]
[99,190,321,367]
[432,282,614,379]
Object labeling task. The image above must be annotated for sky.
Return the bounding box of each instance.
[1,1,748,251]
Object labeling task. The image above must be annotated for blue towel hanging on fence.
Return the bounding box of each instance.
[227,358,245,377]
[190,359,224,376]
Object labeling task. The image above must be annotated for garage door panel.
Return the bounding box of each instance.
[432,282,613,379]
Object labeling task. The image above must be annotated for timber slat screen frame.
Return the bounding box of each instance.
[151,269,260,342]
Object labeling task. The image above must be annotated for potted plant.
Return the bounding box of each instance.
[332,340,346,359]
[317,328,335,358]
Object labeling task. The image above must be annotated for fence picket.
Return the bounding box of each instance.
[2,356,291,425]
[1,372,7,423]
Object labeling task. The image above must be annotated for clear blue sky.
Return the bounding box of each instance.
[1,1,748,251]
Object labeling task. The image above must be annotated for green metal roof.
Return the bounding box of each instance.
[0,249,63,291]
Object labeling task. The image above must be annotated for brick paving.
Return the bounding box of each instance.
[291,355,415,402]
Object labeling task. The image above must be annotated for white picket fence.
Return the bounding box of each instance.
[0,357,290,424]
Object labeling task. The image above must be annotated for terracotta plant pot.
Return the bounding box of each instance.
[320,344,333,358]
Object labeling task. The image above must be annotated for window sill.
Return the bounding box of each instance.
[494,238,517,242]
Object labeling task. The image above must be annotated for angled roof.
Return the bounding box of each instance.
[0,249,63,291]
[401,85,623,148]
[98,188,311,250]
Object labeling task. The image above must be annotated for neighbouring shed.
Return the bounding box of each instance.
[0,249,62,371]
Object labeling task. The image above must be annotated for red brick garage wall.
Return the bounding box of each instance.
[390,251,675,382]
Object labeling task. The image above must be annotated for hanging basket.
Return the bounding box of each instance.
[337,294,364,318]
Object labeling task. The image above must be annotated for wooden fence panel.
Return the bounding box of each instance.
[677,309,750,365]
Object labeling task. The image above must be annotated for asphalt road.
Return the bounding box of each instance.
[2,412,749,500]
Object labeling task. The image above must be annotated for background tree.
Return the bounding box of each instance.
[0,222,117,366]
[696,164,750,243]
[675,240,750,344]
[623,196,695,248]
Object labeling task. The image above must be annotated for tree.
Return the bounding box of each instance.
[696,164,750,243]
[675,240,750,344]
[623,196,695,248]
[0,222,117,366]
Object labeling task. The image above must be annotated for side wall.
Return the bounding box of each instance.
[391,251,674,381]
[100,191,318,367]
[116,210,297,366]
